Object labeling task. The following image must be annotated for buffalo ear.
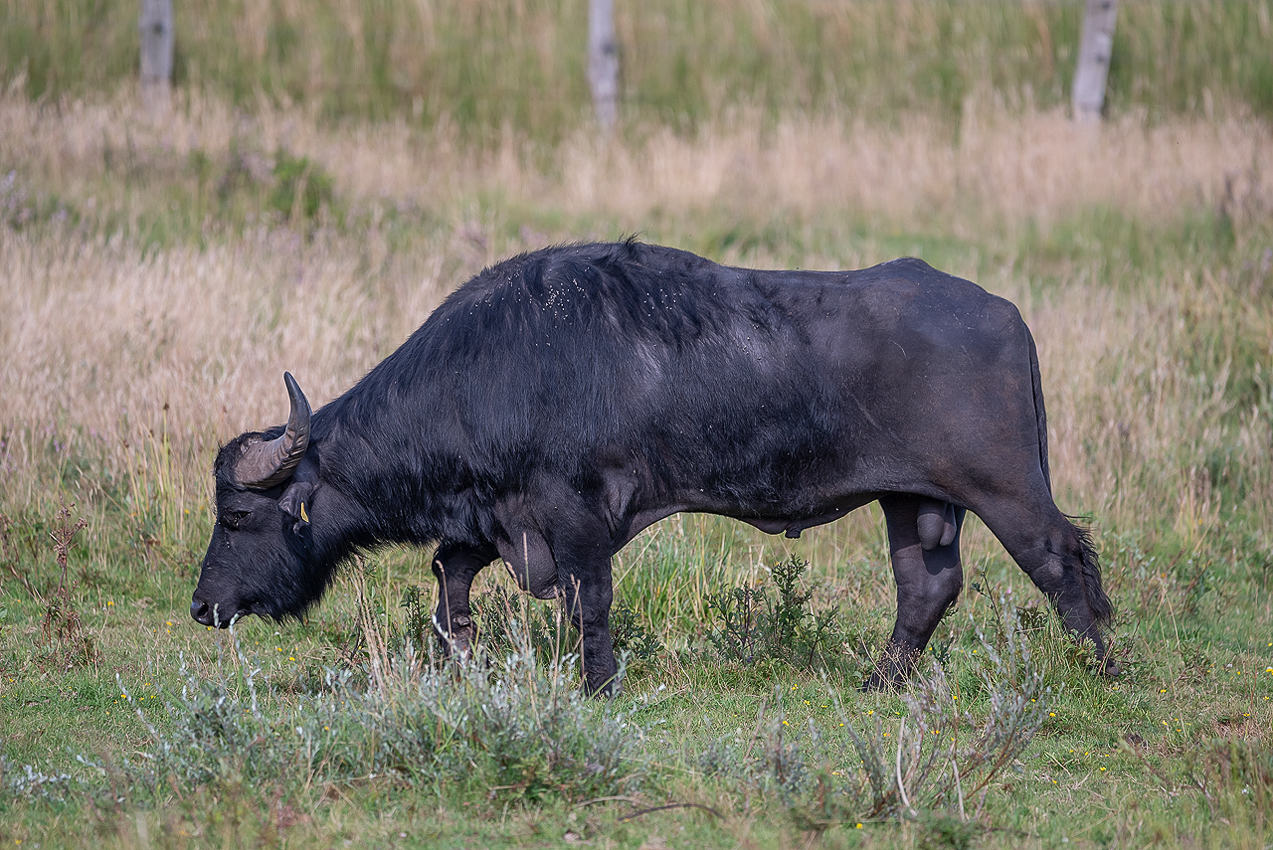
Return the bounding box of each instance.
[279,480,317,534]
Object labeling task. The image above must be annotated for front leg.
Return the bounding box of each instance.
[432,541,498,659]
[559,563,616,696]
[544,510,618,696]
[557,559,616,692]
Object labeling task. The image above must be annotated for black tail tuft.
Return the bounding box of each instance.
[1073,522,1113,626]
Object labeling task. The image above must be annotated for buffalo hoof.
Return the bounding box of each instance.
[583,675,620,699]
[862,642,921,692]
[861,673,903,694]
[433,614,475,662]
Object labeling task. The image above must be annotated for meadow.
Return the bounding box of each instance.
[2,1,1273,847]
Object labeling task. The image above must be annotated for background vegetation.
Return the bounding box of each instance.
[2,1,1271,847]
[3,0,1273,137]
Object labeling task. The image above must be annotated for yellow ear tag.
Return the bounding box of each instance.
[300,502,309,523]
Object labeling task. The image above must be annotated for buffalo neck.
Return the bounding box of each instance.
[305,358,480,561]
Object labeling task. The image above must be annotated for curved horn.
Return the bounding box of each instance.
[236,372,312,489]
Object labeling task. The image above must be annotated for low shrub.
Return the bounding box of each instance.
[189,624,636,802]
[704,556,844,672]
[9,608,647,808]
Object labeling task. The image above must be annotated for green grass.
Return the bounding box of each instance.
[2,504,1270,847]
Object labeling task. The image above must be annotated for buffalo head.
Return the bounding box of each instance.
[191,372,327,628]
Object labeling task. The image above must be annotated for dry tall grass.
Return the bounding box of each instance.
[4,86,1270,238]
[2,86,1270,562]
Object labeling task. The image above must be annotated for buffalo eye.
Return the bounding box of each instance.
[222,509,251,529]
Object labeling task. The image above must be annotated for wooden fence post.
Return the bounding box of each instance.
[1072,0,1118,122]
[588,0,619,132]
[139,0,174,114]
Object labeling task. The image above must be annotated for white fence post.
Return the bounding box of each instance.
[139,0,174,114]
[588,0,619,132]
[1072,0,1118,122]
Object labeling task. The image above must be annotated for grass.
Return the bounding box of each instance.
[2,9,1273,844]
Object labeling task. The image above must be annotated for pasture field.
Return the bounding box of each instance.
[3,2,1273,847]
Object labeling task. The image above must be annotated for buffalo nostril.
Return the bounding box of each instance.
[191,599,211,625]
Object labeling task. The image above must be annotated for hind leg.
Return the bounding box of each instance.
[974,491,1115,672]
[432,540,498,658]
[866,494,967,690]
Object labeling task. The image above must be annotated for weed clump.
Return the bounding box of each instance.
[704,556,843,672]
[609,601,664,661]
[35,501,97,670]
[690,597,1051,830]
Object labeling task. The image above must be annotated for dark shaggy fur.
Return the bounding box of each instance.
[193,241,1115,692]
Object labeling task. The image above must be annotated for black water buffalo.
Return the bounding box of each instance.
[193,240,1113,693]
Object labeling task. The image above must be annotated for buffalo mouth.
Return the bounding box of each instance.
[189,597,250,628]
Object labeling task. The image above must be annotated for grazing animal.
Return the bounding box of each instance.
[192,241,1114,693]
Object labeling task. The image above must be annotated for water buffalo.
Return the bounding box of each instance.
[192,240,1113,693]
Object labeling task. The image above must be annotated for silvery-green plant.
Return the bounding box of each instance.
[109,615,644,804]
[692,592,1051,827]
